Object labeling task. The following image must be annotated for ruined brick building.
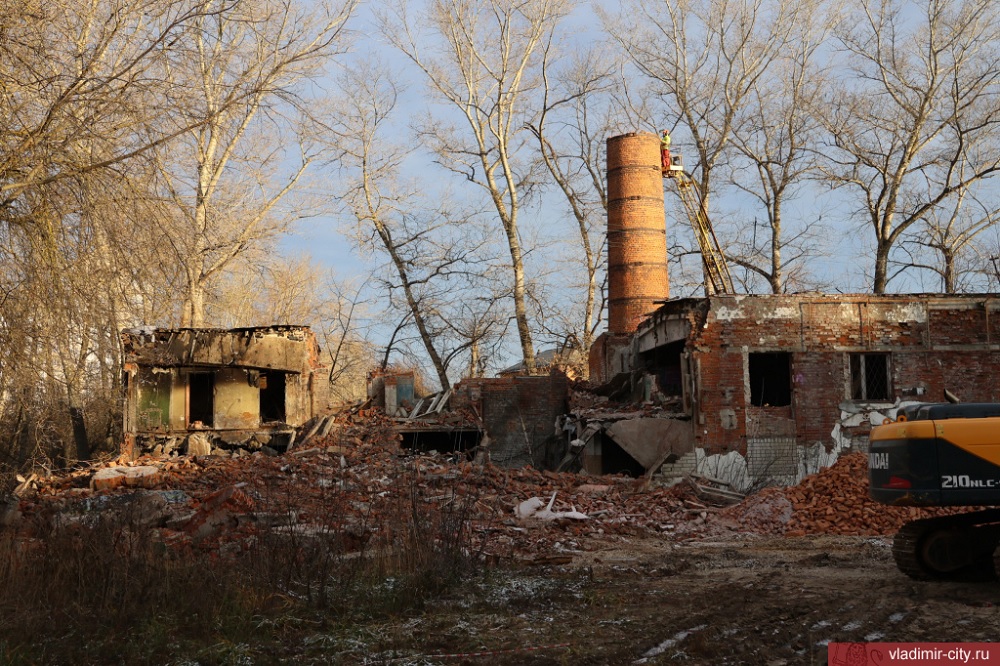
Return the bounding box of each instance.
[572,132,1000,489]
[121,326,321,456]
[120,134,1000,489]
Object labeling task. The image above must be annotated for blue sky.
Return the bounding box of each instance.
[272,0,1000,383]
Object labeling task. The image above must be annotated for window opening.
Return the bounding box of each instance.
[850,353,890,401]
[748,352,792,407]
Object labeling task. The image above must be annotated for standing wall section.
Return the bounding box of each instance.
[452,372,569,468]
[686,295,1000,458]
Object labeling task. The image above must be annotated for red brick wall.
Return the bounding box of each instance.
[674,295,1000,454]
[452,371,569,468]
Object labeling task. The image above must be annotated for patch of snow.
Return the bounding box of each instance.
[633,624,708,664]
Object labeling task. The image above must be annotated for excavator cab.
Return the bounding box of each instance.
[869,404,1000,580]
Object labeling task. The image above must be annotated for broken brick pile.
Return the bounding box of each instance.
[723,453,970,537]
[4,416,707,561]
[4,423,975,564]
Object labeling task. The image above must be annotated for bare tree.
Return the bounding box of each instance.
[151,0,356,326]
[725,0,833,293]
[606,0,802,261]
[209,253,329,325]
[331,60,505,390]
[529,47,631,356]
[821,0,1000,293]
[0,172,150,463]
[0,0,213,216]
[896,185,1000,292]
[379,0,573,372]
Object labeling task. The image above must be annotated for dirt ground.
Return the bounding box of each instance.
[316,533,1000,666]
[9,440,999,664]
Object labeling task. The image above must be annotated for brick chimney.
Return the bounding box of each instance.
[606,132,670,335]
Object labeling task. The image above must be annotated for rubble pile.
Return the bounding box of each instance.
[7,425,978,563]
[4,417,711,562]
[724,453,969,536]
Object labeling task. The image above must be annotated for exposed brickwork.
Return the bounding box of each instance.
[606,132,669,335]
[452,371,569,468]
[587,333,631,384]
[927,304,990,346]
[643,294,1000,456]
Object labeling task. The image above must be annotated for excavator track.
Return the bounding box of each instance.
[892,509,1000,582]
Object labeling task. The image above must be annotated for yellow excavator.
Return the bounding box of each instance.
[868,402,1000,581]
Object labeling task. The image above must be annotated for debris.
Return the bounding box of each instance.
[90,465,163,492]
[515,497,547,520]
[721,453,975,536]
[13,473,39,496]
[576,484,612,495]
[686,473,745,506]
[187,433,212,456]
[515,492,589,522]
[9,415,963,565]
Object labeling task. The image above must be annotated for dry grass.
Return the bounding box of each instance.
[0,476,480,665]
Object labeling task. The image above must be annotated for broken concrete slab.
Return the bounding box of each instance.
[90,465,164,491]
[187,433,212,456]
[604,418,694,471]
[515,492,589,522]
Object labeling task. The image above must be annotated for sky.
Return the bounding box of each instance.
[271,0,1000,383]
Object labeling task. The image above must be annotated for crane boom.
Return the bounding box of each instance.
[664,157,734,295]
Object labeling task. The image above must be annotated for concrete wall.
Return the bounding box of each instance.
[214,368,259,429]
[588,333,633,384]
[286,371,313,425]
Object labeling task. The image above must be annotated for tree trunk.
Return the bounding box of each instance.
[770,205,782,293]
[378,223,451,390]
[943,249,955,293]
[873,245,890,294]
[182,281,206,327]
[506,226,535,371]
[69,405,90,462]
[583,262,596,354]
[469,338,481,378]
